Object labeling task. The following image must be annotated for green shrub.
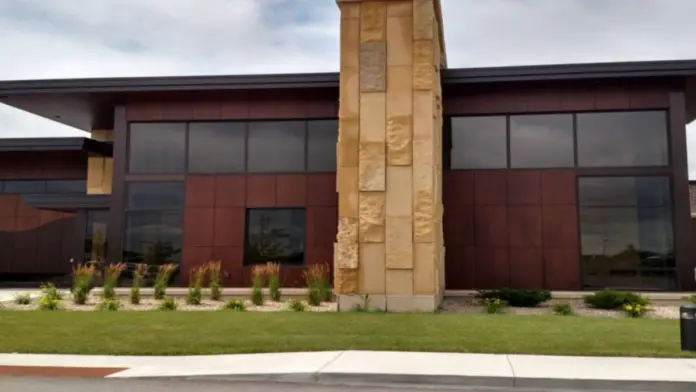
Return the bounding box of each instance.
[552,302,574,316]
[687,294,696,304]
[304,263,330,306]
[186,265,206,306]
[38,295,60,311]
[154,264,176,300]
[288,299,307,312]
[583,289,651,310]
[267,262,282,302]
[476,288,551,308]
[207,261,222,301]
[97,299,120,312]
[482,297,505,314]
[13,293,32,305]
[251,265,265,306]
[158,297,177,311]
[41,282,62,301]
[223,299,246,311]
[102,263,126,300]
[131,264,147,305]
[72,264,96,305]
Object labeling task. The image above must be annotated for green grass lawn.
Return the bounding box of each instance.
[0,311,692,358]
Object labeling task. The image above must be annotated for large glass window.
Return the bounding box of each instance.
[577,111,668,167]
[307,120,338,172]
[451,116,507,169]
[46,180,86,194]
[579,176,675,290]
[188,122,246,173]
[245,208,305,266]
[0,180,86,194]
[510,114,574,168]
[247,121,305,173]
[128,123,186,174]
[1,180,46,194]
[123,182,184,266]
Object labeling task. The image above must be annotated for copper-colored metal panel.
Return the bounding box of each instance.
[542,205,579,248]
[524,89,562,112]
[214,175,246,207]
[306,174,337,206]
[14,217,40,273]
[212,207,245,248]
[594,87,631,110]
[192,101,222,120]
[276,175,307,207]
[185,176,216,207]
[507,206,542,247]
[474,247,509,289]
[443,171,474,206]
[221,95,251,119]
[561,89,595,111]
[544,247,581,290]
[474,205,507,247]
[211,246,244,286]
[306,206,337,248]
[507,171,541,205]
[183,207,215,247]
[474,171,507,205]
[0,195,18,218]
[180,246,214,285]
[541,170,576,205]
[443,205,474,247]
[279,267,305,288]
[509,247,544,289]
[15,199,40,219]
[444,246,476,290]
[126,102,164,121]
[629,87,670,109]
[245,175,277,207]
[163,101,194,120]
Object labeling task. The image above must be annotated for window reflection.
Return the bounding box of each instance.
[307,120,338,172]
[247,121,305,173]
[510,114,574,168]
[84,209,109,262]
[188,122,246,173]
[128,123,186,174]
[579,176,675,290]
[577,111,668,167]
[245,209,305,266]
[451,116,507,169]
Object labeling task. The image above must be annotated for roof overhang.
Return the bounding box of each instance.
[0,137,112,156]
[21,193,110,212]
[2,60,696,130]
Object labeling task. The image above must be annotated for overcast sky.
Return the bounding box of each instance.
[1,0,696,176]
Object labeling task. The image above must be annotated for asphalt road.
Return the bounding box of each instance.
[0,377,687,392]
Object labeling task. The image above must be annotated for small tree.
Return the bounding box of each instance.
[72,264,96,305]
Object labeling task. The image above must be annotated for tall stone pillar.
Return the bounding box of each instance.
[334,0,446,312]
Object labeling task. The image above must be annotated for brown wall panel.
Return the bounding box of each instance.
[444,82,671,116]
[444,169,582,291]
[0,151,86,180]
[180,174,337,287]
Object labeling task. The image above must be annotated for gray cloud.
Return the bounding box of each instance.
[1,0,695,175]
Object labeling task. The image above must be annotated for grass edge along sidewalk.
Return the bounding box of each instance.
[0,311,693,358]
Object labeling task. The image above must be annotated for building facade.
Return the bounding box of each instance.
[1,0,696,310]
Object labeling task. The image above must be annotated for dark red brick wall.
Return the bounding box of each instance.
[181,174,337,287]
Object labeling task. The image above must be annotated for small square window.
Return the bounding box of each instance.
[245,208,305,266]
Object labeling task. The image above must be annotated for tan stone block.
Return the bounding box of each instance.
[337,217,359,242]
[359,191,385,242]
[413,39,434,66]
[387,1,412,17]
[103,158,113,194]
[360,2,387,43]
[359,93,386,143]
[359,242,386,294]
[338,118,359,167]
[87,157,105,195]
[335,240,359,269]
[413,0,434,40]
[413,63,434,91]
[386,115,412,166]
[90,130,112,141]
[386,269,413,295]
[412,90,434,139]
[335,268,359,294]
[386,216,413,269]
[340,18,360,68]
[386,166,412,217]
[338,166,359,218]
[413,190,435,243]
[386,16,412,66]
[414,242,436,294]
[412,138,434,191]
[339,67,360,119]
[360,42,386,92]
[339,2,360,19]
[358,142,386,191]
[386,65,412,117]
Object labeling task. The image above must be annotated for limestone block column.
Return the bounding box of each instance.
[335,0,446,312]
[87,130,114,195]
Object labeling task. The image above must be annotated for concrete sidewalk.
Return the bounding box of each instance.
[1,351,696,391]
